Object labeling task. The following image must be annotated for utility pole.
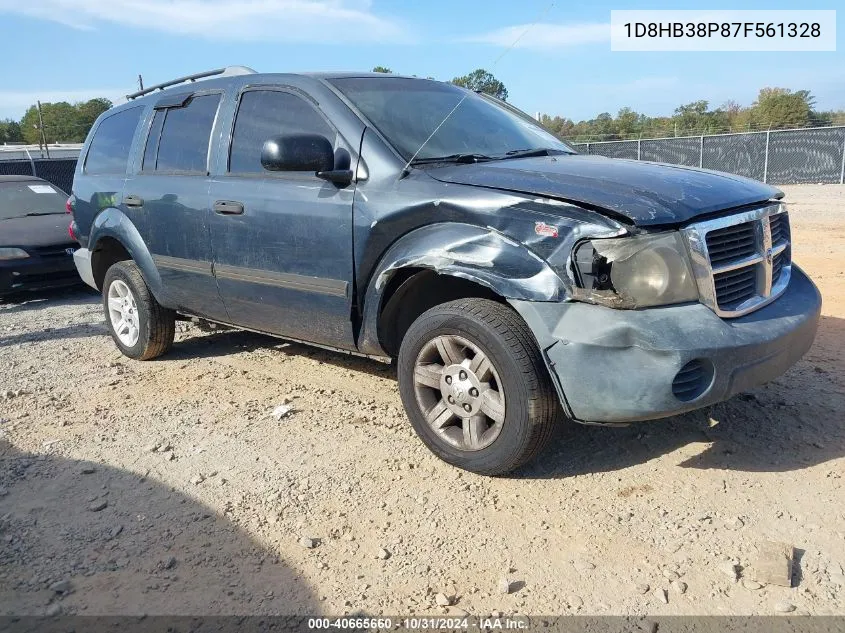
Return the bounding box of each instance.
[138,75,144,92]
[36,100,50,159]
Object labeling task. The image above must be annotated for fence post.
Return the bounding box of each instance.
[840,131,845,184]
[699,135,704,168]
[763,131,771,184]
[23,148,36,177]
[586,142,590,155]
[637,139,641,161]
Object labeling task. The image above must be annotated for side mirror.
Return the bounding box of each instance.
[261,134,334,173]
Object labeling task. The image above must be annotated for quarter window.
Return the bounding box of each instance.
[229,90,335,174]
[84,106,143,175]
[149,94,220,173]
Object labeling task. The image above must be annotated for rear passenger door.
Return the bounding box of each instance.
[124,91,229,321]
[74,105,144,247]
[208,87,356,349]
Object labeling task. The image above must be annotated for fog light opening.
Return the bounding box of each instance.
[672,359,714,402]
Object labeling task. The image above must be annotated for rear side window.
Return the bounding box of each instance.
[146,94,220,173]
[229,90,336,174]
[84,106,143,175]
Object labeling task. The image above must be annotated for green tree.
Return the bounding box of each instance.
[19,98,112,144]
[673,100,709,134]
[813,109,845,126]
[451,69,508,100]
[719,100,743,129]
[539,114,575,138]
[0,119,24,144]
[751,88,813,128]
[76,98,113,133]
[372,66,392,73]
[592,112,615,137]
[615,107,643,138]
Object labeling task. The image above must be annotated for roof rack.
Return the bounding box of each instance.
[126,66,257,100]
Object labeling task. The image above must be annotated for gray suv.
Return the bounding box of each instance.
[70,67,821,475]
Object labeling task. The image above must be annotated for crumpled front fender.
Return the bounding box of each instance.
[357,222,566,356]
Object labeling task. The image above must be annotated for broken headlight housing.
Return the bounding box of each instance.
[571,232,699,308]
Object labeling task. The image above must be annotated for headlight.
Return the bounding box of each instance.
[0,247,30,261]
[572,232,698,308]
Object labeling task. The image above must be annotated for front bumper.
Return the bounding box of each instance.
[509,266,821,423]
[0,249,81,296]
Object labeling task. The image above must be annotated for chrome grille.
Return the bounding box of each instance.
[770,213,789,246]
[713,266,757,310]
[705,222,756,266]
[682,203,791,318]
[772,250,786,284]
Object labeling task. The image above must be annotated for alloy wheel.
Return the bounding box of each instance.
[107,279,140,347]
[412,334,506,451]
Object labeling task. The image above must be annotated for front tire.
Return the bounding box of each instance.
[398,298,559,476]
[103,261,175,360]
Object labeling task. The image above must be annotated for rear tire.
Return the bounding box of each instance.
[103,261,175,360]
[397,298,559,476]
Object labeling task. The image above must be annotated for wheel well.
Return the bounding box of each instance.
[91,237,131,291]
[378,268,502,358]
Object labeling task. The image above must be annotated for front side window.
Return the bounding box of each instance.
[84,106,143,175]
[328,77,573,162]
[150,94,221,173]
[229,90,336,174]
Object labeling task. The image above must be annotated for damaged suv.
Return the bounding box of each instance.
[70,68,821,475]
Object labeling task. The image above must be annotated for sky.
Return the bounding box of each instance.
[0,0,842,123]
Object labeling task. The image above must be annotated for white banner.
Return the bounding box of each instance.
[610,10,836,51]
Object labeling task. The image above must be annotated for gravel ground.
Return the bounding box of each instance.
[1,184,843,617]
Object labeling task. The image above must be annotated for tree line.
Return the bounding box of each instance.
[2,69,843,147]
[541,88,845,142]
[0,98,112,146]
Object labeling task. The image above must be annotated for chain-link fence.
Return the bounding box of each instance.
[572,126,845,185]
[0,155,78,194]
[4,126,845,190]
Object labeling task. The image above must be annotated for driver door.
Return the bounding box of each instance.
[208,87,356,350]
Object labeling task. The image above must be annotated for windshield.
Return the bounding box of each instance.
[329,77,575,162]
[0,181,66,220]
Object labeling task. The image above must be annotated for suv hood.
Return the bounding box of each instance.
[427,154,782,226]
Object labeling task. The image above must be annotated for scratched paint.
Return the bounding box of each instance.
[426,154,782,226]
[71,71,786,362]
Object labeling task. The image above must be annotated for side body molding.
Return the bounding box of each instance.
[357,222,566,356]
[89,207,169,305]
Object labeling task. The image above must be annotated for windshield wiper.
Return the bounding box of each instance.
[497,148,569,160]
[410,153,494,165]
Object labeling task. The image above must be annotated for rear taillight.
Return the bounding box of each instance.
[68,221,77,241]
[65,198,72,214]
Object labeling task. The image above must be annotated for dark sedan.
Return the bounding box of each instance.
[0,176,80,296]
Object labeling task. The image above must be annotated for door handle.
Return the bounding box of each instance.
[123,194,144,208]
[214,200,244,215]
